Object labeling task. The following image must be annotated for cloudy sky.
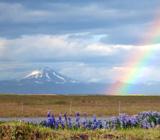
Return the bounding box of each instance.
[0,0,160,83]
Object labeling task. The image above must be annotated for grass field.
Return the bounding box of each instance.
[0,122,160,140]
[0,94,160,117]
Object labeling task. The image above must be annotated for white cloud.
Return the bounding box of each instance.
[0,33,160,83]
[59,63,113,83]
[0,34,114,62]
[85,43,114,56]
[0,33,160,63]
[59,63,160,83]
[111,66,160,83]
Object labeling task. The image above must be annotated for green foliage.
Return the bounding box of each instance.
[0,122,160,140]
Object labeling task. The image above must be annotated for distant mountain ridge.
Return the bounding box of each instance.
[0,67,106,94]
[21,67,76,84]
[0,67,160,95]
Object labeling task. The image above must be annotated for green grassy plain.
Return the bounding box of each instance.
[0,122,160,140]
[0,94,160,117]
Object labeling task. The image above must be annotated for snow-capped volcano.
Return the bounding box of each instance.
[22,67,76,83]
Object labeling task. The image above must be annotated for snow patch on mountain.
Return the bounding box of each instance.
[22,67,77,84]
[24,70,42,79]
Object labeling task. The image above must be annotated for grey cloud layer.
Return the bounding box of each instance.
[0,0,160,44]
[1,0,160,83]
[0,34,160,64]
[0,34,116,62]
[0,33,160,82]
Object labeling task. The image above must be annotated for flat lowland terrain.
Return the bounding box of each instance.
[0,94,160,117]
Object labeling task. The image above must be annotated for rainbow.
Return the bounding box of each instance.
[108,11,160,95]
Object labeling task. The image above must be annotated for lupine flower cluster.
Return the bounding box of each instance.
[137,111,160,128]
[41,111,160,130]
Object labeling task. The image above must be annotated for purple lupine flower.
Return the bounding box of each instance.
[91,115,99,129]
[55,120,59,129]
[82,113,88,129]
[68,117,72,128]
[76,112,80,118]
[75,112,80,128]
[97,120,103,129]
[47,111,51,118]
[64,113,68,125]
[43,111,160,130]
[82,121,86,128]
[58,113,65,129]
[61,120,65,129]
[141,119,151,129]
[51,114,55,125]
[93,115,97,122]
[59,113,62,122]
[47,114,53,126]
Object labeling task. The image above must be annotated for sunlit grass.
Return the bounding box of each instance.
[0,121,160,140]
[0,94,160,117]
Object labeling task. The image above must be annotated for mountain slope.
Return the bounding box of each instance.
[21,67,76,84]
[0,67,160,94]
